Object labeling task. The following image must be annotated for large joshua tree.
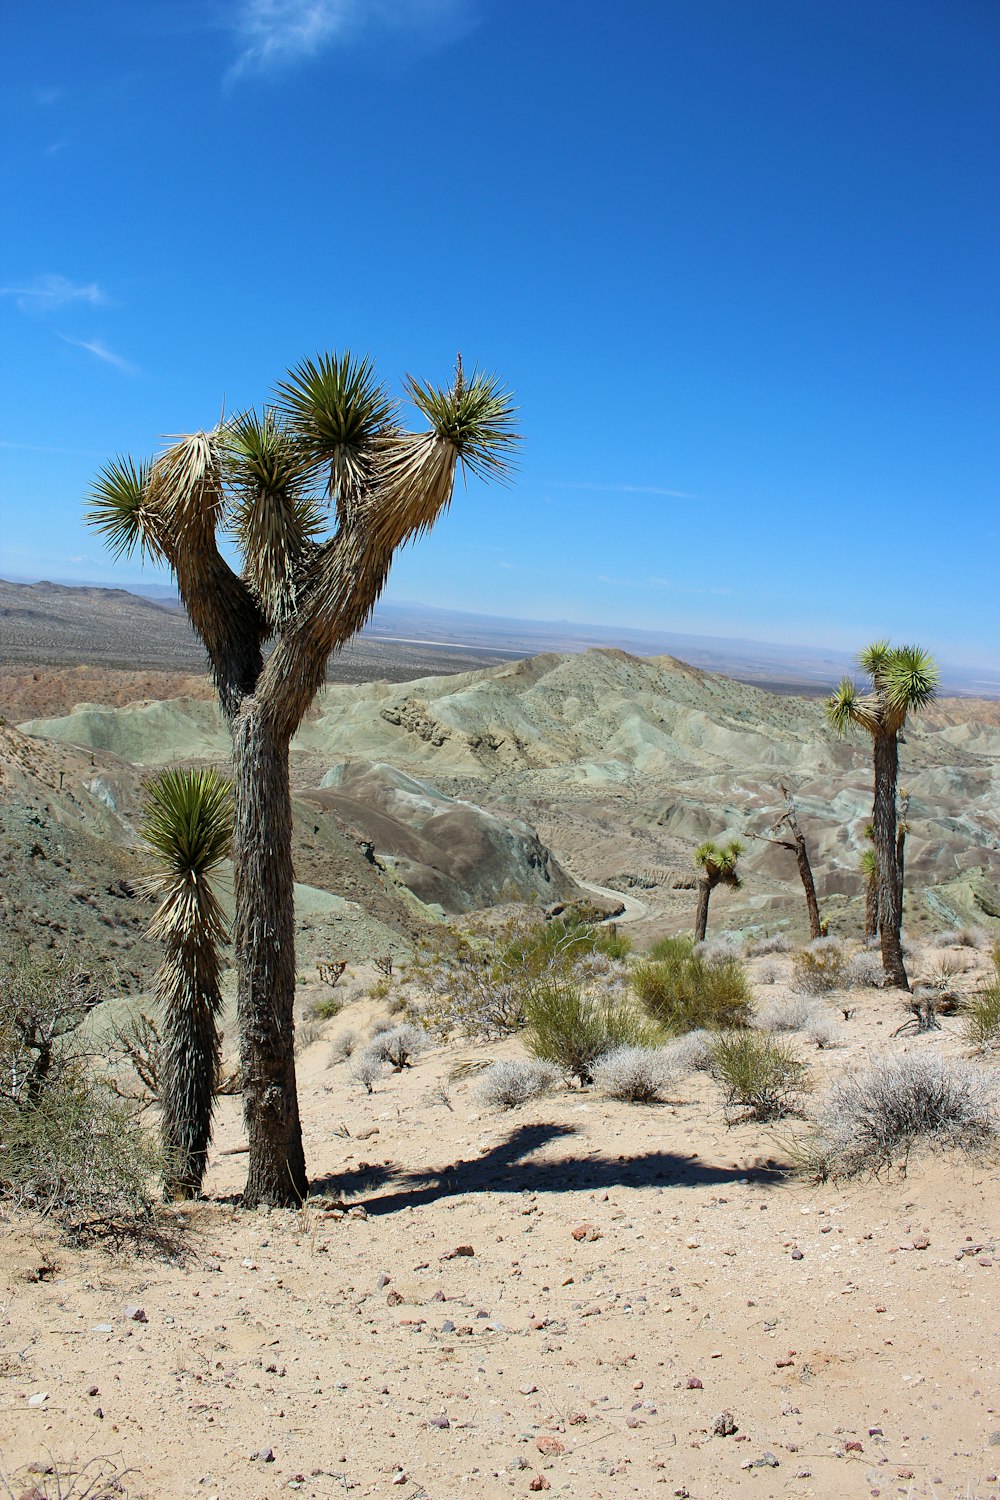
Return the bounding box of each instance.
[826,642,938,989]
[88,353,517,1206]
[142,767,232,1199]
[693,839,744,942]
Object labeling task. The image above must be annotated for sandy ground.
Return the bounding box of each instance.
[2,956,999,1500]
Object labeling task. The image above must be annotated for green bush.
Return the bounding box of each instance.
[965,955,1000,1050]
[0,949,165,1241]
[791,939,847,994]
[524,981,655,1084]
[709,1029,809,1121]
[632,941,753,1034]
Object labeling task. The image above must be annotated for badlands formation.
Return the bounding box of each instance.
[2,644,999,1500]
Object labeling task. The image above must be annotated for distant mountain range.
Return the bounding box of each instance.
[2,576,997,698]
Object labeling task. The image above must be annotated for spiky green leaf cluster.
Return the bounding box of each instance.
[826,641,939,738]
[141,768,232,954]
[87,455,163,562]
[404,367,519,485]
[274,352,397,500]
[694,838,744,887]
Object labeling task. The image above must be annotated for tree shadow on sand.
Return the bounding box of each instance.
[309,1121,788,1216]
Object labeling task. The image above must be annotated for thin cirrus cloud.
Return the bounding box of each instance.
[598,574,733,597]
[59,336,138,377]
[552,481,702,500]
[227,0,472,79]
[1,274,107,313]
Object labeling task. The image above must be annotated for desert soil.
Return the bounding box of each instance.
[2,956,998,1500]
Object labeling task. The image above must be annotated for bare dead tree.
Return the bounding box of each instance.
[747,784,824,940]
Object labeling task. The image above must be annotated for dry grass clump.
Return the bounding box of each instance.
[695,933,746,964]
[661,1029,714,1073]
[350,1050,384,1094]
[757,994,839,1049]
[328,1028,359,1064]
[709,1030,809,1121]
[791,936,848,994]
[843,949,885,989]
[747,933,792,957]
[365,1022,425,1070]
[805,1053,1000,1178]
[474,1058,561,1110]
[523,982,655,1085]
[931,926,984,949]
[0,1453,137,1498]
[633,937,753,1034]
[592,1046,678,1103]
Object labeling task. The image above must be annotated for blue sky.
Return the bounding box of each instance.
[1,0,998,667]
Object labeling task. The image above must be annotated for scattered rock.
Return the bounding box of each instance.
[686,1376,703,1390]
[121,1305,147,1323]
[571,1222,602,1242]
[713,1411,738,1436]
[442,1244,475,1259]
[252,1447,275,1463]
[535,1436,565,1456]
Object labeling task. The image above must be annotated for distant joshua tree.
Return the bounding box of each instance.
[693,839,744,942]
[89,353,517,1205]
[826,643,938,989]
[142,767,232,1199]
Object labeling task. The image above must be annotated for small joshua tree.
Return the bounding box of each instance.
[826,643,938,989]
[693,839,744,942]
[142,767,232,1199]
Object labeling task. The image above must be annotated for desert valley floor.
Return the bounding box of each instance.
[1,587,999,1500]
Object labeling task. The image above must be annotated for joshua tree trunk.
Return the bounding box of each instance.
[160,955,222,1198]
[694,878,712,942]
[232,708,308,1206]
[864,869,879,941]
[873,731,908,989]
[896,821,907,923]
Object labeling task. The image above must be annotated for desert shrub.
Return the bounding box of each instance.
[329,1028,359,1063]
[415,912,628,1041]
[747,933,792,957]
[843,950,885,989]
[523,982,655,1085]
[757,992,836,1047]
[791,939,847,995]
[0,949,164,1240]
[807,1053,1000,1178]
[632,945,753,1034]
[474,1058,562,1110]
[965,950,1000,1051]
[931,926,983,950]
[661,1028,714,1073]
[370,1016,396,1037]
[696,933,746,965]
[309,994,343,1021]
[921,952,967,989]
[295,1016,323,1053]
[709,1030,809,1121]
[756,962,779,985]
[366,1023,425,1070]
[351,1049,384,1094]
[592,1046,678,1103]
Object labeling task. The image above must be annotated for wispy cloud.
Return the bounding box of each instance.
[59,336,138,376]
[553,481,701,500]
[597,574,732,597]
[228,0,471,80]
[2,274,106,313]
